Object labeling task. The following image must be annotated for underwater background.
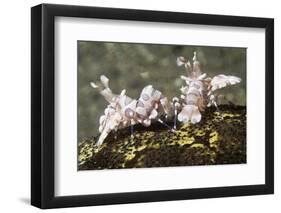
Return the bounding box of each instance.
[78,41,246,140]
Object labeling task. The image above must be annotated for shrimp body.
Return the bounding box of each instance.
[178,79,206,124]
[177,52,241,124]
[90,77,173,146]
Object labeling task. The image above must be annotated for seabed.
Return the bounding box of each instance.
[78,105,246,170]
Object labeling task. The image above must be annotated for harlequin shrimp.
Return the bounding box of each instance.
[90,75,175,146]
[176,52,241,124]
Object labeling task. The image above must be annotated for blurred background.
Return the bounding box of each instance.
[78,41,246,140]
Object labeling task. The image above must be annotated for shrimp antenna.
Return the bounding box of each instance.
[192,51,202,75]
[192,51,197,62]
[158,118,176,132]
[177,56,192,75]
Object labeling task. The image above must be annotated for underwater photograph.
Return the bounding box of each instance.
[77,41,246,170]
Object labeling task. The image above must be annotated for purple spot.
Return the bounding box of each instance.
[125,108,134,118]
[141,93,150,101]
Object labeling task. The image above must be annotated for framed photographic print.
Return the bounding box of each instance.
[31,3,274,209]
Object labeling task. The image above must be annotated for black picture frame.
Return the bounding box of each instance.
[31,3,274,209]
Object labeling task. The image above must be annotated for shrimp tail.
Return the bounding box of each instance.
[178,105,202,124]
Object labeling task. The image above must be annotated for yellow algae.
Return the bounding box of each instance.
[190,143,204,148]
[177,136,195,146]
[124,152,136,161]
[141,139,148,143]
[93,146,102,153]
[150,143,160,149]
[209,131,219,143]
[214,111,221,116]
[136,144,147,151]
[123,140,129,146]
[78,143,95,165]
[214,118,224,122]
[225,118,241,123]
[180,123,191,130]
[122,145,148,161]
[135,133,141,138]
[209,131,219,148]
[195,130,205,136]
[222,113,240,118]
[144,131,155,137]
[114,147,126,154]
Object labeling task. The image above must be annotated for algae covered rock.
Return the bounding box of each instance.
[78,105,246,170]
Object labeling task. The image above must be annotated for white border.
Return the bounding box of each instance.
[55,17,265,196]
